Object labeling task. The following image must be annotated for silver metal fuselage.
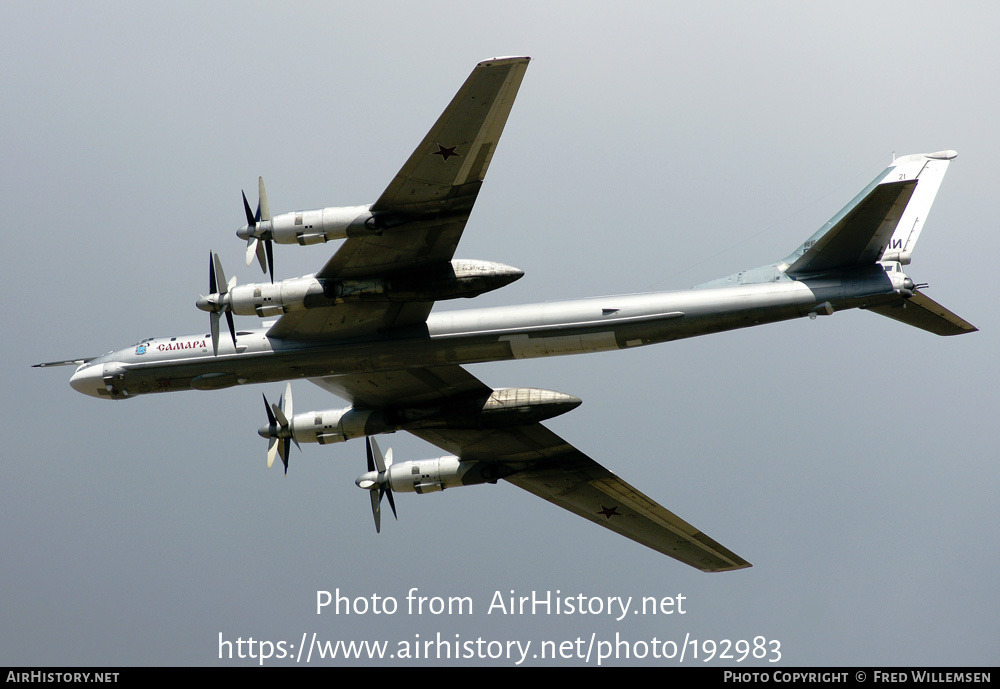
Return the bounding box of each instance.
[70,265,906,399]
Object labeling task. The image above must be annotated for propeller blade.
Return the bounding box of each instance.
[255,237,267,273]
[242,190,256,227]
[384,485,397,521]
[263,393,276,427]
[267,438,278,469]
[224,310,236,349]
[210,311,220,356]
[213,254,229,296]
[265,238,274,283]
[262,393,285,470]
[370,436,387,473]
[208,251,217,294]
[272,401,288,428]
[258,177,270,222]
[282,383,301,450]
[370,488,381,533]
[245,237,257,267]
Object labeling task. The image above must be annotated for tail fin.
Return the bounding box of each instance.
[783,150,957,276]
[879,151,956,265]
[782,150,975,335]
[697,151,975,335]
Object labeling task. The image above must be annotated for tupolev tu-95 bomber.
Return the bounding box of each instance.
[36,57,976,572]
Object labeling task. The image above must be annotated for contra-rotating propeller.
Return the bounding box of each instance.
[239,176,274,283]
[355,437,397,533]
[258,382,300,474]
[194,252,237,356]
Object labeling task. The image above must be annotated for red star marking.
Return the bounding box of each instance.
[432,144,461,162]
[597,505,621,520]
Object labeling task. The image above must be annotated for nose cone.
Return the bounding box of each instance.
[236,224,250,240]
[69,364,106,398]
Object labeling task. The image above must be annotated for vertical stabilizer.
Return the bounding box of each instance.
[782,151,956,275]
[879,150,956,265]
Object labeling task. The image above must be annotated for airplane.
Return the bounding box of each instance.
[35,56,976,573]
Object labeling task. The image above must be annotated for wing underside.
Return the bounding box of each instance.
[312,366,751,572]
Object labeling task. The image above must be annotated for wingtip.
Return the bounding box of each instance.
[704,561,753,573]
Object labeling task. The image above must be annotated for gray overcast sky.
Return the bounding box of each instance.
[3,1,997,667]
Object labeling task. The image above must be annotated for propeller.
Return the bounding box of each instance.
[240,176,274,283]
[194,252,237,356]
[258,382,299,474]
[356,437,397,533]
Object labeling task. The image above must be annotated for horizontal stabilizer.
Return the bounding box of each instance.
[868,291,977,336]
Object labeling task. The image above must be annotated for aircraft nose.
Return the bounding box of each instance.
[69,364,106,398]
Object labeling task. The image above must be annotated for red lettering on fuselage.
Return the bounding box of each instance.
[155,340,208,352]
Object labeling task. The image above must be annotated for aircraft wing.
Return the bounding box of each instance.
[268,57,529,342]
[311,367,752,572]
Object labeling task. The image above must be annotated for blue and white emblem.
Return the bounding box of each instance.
[135,344,147,355]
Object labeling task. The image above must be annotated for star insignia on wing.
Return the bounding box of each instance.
[597,505,621,520]
[432,144,461,162]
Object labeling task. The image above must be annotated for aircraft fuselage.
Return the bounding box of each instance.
[70,264,909,399]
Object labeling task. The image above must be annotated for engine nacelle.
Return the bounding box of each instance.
[387,457,472,493]
[281,387,581,447]
[354,456,514,494]
[288,407,381,445]
[269,205,375,245]
[219,260,525,319]
[227,276,323,317]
